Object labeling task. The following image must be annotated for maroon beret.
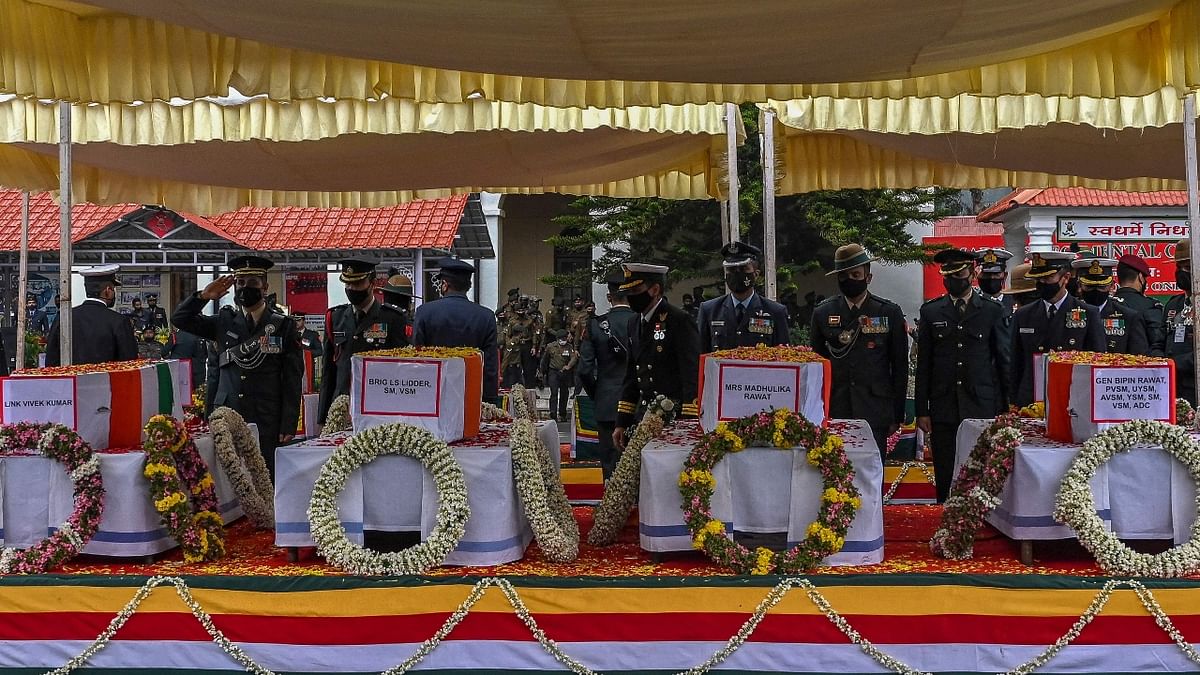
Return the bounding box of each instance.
[1116,254,1150,276]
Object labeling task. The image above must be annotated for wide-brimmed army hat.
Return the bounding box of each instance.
[825,244,875,276]
[1002,262,1036,294]
[1176,238,1191,263]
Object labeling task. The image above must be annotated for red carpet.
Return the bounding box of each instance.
[47,504,1161,577]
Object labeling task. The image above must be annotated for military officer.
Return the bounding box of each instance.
[172,255,303,476]
[1010,251,1107,407]
[1001,262,1040,311]
[500,301,538,386]
[412,258,499,403]
[46,265,139,367]
[1165,239,1196,404]
[317,258,409,426]
[496,288,521,322]
[579,270,637,479]
[697,241,790,352]
[565,297,590,346]
[810,244,909,457]
[144,293,169,330]
[1114,254,1165,355]
[612,263,701,451]
[380,268,415,343]
[1071,256,1150,355]
[539,329,579,422]
[915,249,1011,502]
[976,248,1014,309]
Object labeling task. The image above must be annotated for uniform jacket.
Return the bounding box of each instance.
[412,292,499,403]
[915,291,1010,422]
[145,305,169,329]
[1010,294,1107,406]
[616,299,701,427]
[1099,299,1150,355]
[540,340,579,372]
[579,306,635,424]
[171,294,303,438]
[697,292,790,353]
[1164,294,1196,404]
[810,293,908,428]
[46,299,139,366]
[318,299,408,424]
[1113,286,1165,355]
[163,329,208,391]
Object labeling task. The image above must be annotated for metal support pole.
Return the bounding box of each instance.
[719,200,730,246]
[58,101,72,366]
[16,192,29,370]
[761,109,778,301]
[1185,93,1200,403]
[724,102,740,243]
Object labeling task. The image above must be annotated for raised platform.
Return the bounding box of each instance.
[3,506,1199,673]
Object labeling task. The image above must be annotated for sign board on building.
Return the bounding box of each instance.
[1056,217,1190,242]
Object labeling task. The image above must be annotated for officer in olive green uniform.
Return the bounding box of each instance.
[810,244,909,458]
[1114,254,1166,356]
[501,303,538,386]
[540,329,579,421]
[612,263,701,451]
[318,258,409,425]
[1070,256,1150,355]
[380,268,414,342]
[1001,262,1040,311]
[1165,238,1196,404]
[915,249,1011,502]
[565,297,590,346]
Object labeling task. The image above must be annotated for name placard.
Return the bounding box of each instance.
[716,364,801,420]
[1091,366,1172,422]
[1,376,77,428]
[359,358,442,417]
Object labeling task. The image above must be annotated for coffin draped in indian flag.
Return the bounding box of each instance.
[350,346,483,442]
[697,345,830,432]
[1,359,190,450]
[1045,351,1175,443]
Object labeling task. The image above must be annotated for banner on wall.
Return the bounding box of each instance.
[1053,217,1190,298]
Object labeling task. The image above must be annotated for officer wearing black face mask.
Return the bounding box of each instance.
[915,249,1011,502]
[1010,251,1107,407]
[1070,256,1150,356]
[317,258,409,426]
[1114,254,1165,355]
[172,255,303,477]
[810,244,908,457]
[976,248,1014,311]
[1164,238,1196,404]
[697,242,790,352]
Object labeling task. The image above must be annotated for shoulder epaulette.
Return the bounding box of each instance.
[379,303,406,316]
[815,296,838,308]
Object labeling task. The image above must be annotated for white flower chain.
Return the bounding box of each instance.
[508,385,580,562]
[881,461,936,504]
[1054,420,1200,577]
[40,575,1200,675]
[68,455,100,482]
[322,394,353,435]
[586,396,672,547]
[209,406,276,529]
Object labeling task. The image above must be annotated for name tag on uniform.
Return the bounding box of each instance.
[561,350,571,357]
[828,315,841,326]
[711,320,725,327]
[748,317,773,334]
[226,331,239,339]
[932,321,948,328]
[1177,324,1188,343]
[332,331,346,340]
[1019,327,1035,334]
[861,316,889,334]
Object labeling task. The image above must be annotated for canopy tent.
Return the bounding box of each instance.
[763,88,1199,194]
[2,0,1196,105]
[0,97,742,213]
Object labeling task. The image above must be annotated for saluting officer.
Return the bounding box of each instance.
[1010,251,1107,407]
[810,244,908,457]
[172,255,303,476]
[1071,256,1150,355]
[1114,254,1165,355]
[697,241,790,352]
[317,258,409,426]
[612,263,701,451]
[46,265,138,367]
[915,249,1011,502]
[412,258,500,403]
[1165,239,1196,404]
[579,270,637,479]
[976,248,1015,311]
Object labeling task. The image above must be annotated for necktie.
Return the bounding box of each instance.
[735,303,745,328]
[245,313,256,335]
[1046,303,1055,321]
[954,298,966,316]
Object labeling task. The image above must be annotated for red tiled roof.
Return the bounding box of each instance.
[0,190,227,251]
[931,216,1002,237]
[977,188,1190,222]
[214,195,469,251]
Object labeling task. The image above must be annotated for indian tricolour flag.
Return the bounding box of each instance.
[71,360,189,450]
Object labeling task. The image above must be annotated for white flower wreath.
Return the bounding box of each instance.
[587,396,673,547]
[307,423,469,575]
[1053,419,1200,577]
[208,406,275,529]
[322,394,352,435]
[508,385,579,562]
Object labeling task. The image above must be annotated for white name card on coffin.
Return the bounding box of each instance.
[1045,360,1175,443]
[2,360,189,450]
[351,356,468,442]
[699,359,828,432]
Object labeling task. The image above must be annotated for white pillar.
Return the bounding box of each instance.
[725,102,740,244]
[1025,217,1057,253]
[761,109,778,300]
[57,101,72,365]
[1183,93,1199,402]
[479,192,502,310]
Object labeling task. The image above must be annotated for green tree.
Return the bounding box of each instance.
[543,103,962,294]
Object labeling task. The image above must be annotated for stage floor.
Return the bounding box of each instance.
[46,503,1171,578]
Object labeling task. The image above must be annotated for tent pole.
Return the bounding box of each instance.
[58,101,72,366]
[725,102,740,244]
[719,200,730,246]
[1186,93,1200,403]
[16,192,29,370]
[761,109,778,301]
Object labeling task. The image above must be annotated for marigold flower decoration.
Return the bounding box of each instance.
[709,344,826,363]
[142,415,226,563]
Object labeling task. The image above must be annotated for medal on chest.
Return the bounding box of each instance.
[748,314,773,334]
[259,324,282,354]
[363,322,388,343]
[1065,308,1087,329]
[1103,317,1125,336]
[860,315,889,334]
[837,330,853,345]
